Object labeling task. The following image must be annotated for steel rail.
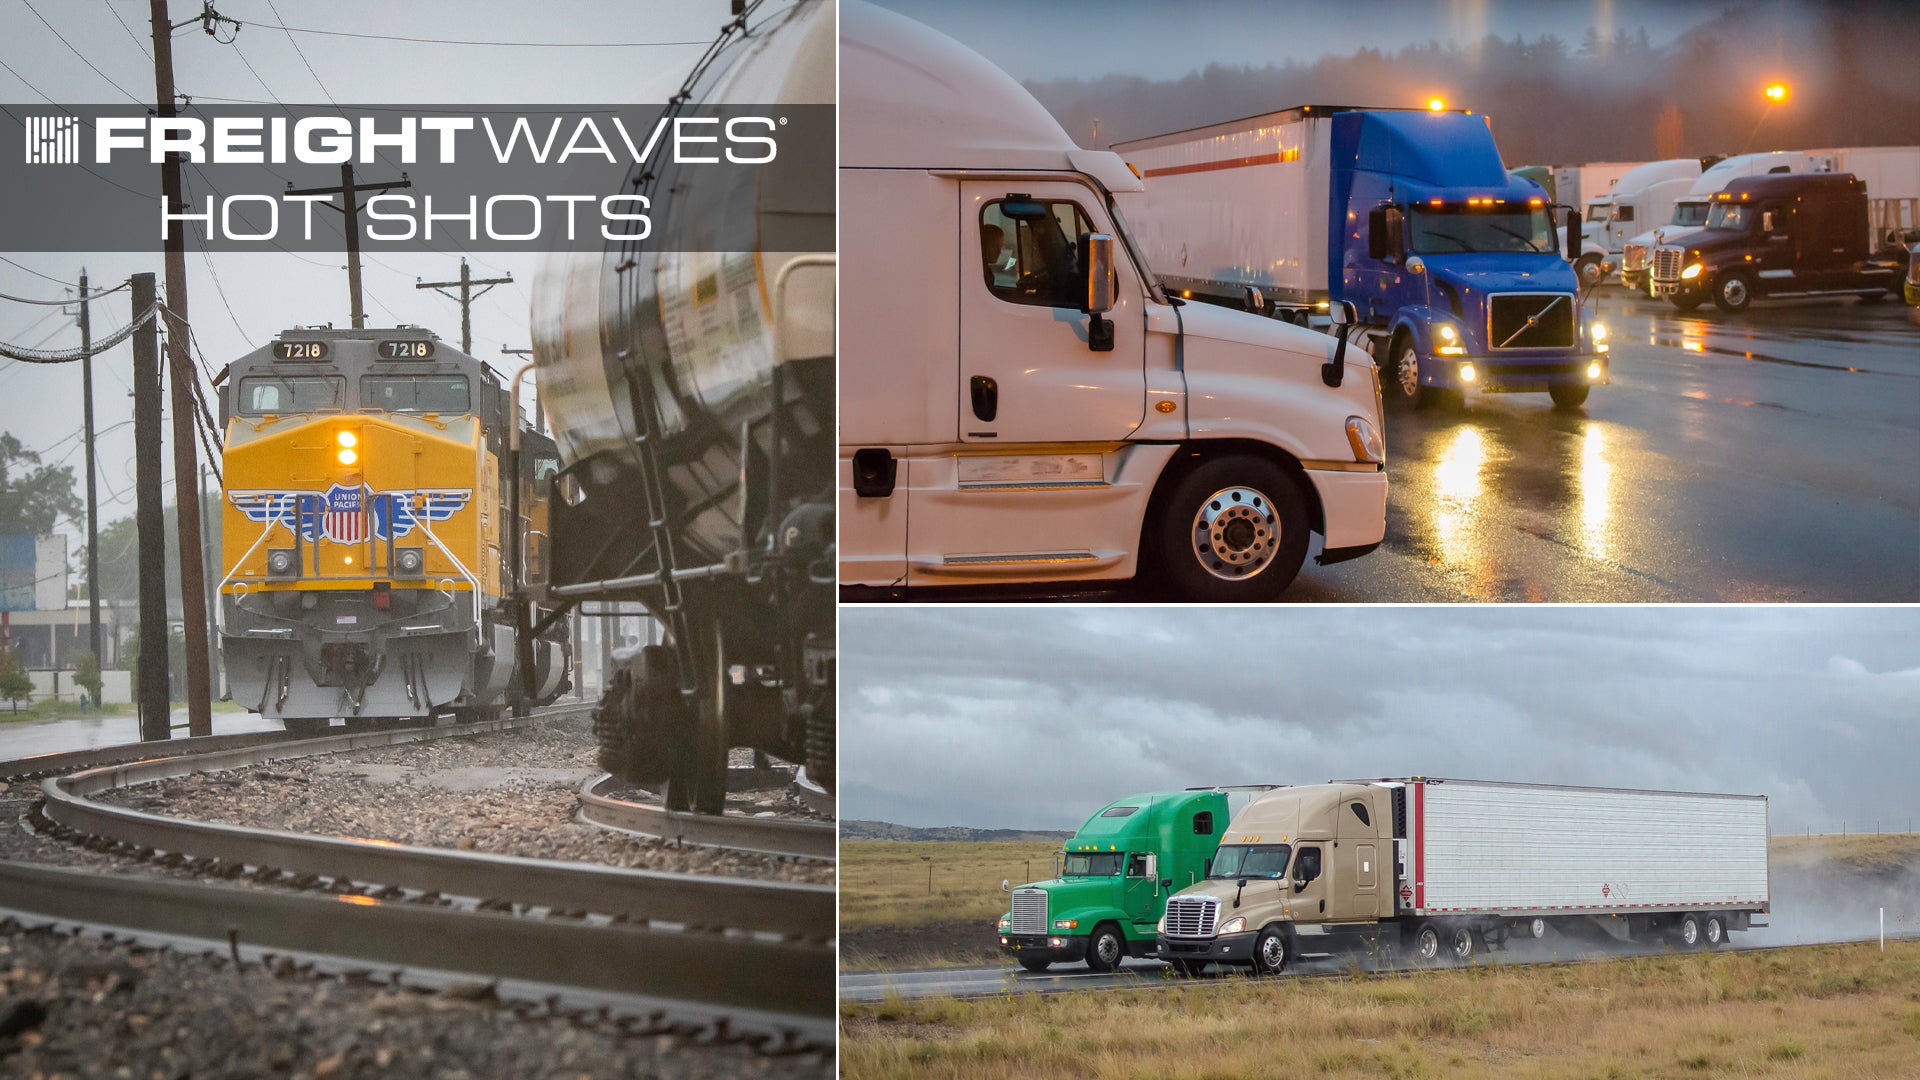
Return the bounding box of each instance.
[3,729,299,783]
[0,860,833,1041]
[791,767,833,818]
[579,774,837,861]
[37,711,831,941]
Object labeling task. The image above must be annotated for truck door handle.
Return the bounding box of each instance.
[970,375,999,422]
[851,448,897,499]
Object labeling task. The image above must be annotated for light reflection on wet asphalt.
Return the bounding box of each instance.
[1289,290,1920,602]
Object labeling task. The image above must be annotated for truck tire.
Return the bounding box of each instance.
[1525,917,1548,940]
[1150,455,1310,603]
[1017,957,1052,973]
[1253,927,1290,976]
[1448,925,1479,964]
[1669,292,1703,313]
[1085,924,1124,973]
[1411,922,1443,966]
[1549,383,1591,410]
[1575,254,1604,289]
[1704,914,1726,948]
[1712,271,1753,313]
[1384,336,1425,410]
[1676,912,1703,949]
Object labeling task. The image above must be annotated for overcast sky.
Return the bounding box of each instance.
[842,606,1920,835]
[0,0,738,548]
[871,0,1781,83]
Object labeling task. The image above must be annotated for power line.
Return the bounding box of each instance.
[101,0,154,61]
[262,0,339,108]
[236,20,709,49]
[19,0,147,104]
[0,256,72,287]
[0,281,131,306]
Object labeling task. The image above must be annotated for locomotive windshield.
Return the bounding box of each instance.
[361,375,470,415]
[236,375,344,415]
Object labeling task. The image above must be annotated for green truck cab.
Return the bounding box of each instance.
[995,788,1266,973]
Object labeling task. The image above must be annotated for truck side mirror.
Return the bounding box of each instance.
[1078,232,1117,352]
[1160,878,1173,890]
[1564,208,1579,262]
[1368,205,1405,262]
[1001,879,1011,893]
[1322,299,1359,388]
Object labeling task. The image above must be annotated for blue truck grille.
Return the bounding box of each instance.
[1163,895,1219,938]
[1011,888,1048,936]
[1488,293,1574,350]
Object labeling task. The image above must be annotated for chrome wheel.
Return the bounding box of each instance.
[1720,277,1748,308]
[1396,339,1421,399]
[1259,934,1286,970]
[1095,931,1121,967]
[1450,927,1476,962]
[1705,916,1725,946]
[1189,486,1281,581]
[1416,926,1440,963]
[1529,918,1546,939]
[1680,914,1700,947]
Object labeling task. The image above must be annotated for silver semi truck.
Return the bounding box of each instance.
[1156,777,1769,974]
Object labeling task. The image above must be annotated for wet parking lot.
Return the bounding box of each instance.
[1291,290,1919,601]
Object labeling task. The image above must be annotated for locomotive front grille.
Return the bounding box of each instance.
[1162,895,1220,938]
[1488,293,1575,350]
[1623,243,1648,272]
[1011,887,1048,936]
[1651,246,1684,282]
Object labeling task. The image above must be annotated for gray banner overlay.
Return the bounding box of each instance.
[0,104,831,253]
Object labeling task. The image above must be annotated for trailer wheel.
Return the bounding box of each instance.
[1526,917,1547,940]
[1017,957,1052,973]
[1677,912,1703,949]
[1712,271,1753,313]
[1704,914,1726,948]
[1253,927,1290,976]
[1448,926,1479,964]
[1411,923,1443,966]
[1549,383,1591,410]
[1150,455,1310,603]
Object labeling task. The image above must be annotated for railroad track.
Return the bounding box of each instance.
[579,774,837,861]
[2,704,834,1047]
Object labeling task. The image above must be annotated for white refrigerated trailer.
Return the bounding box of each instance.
[1156,777,1770,973]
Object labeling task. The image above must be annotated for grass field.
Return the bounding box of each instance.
[842,939,1920,1079]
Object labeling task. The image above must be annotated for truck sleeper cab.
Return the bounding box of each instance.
[1650,172,1902,312]
[839,3,1387,603]
[997,789,1257,973]
[1157,779,1770,976]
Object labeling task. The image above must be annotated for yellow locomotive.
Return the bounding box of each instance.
[218,326,569,734]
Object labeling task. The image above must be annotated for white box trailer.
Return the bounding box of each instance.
[1156,777,1769,974]
[1824,145,1920,247]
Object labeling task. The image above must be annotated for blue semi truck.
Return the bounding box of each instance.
[1116,106,1610,410]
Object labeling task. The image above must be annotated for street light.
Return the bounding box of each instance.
[1764,82,1790,104]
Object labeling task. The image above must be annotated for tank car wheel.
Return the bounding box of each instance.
[1411,922,1443,966]
[1704,914,1726,948]
[1676,912,1703,950]
[1085,923,1125,974]
[1712,271,1753,313]
[1017,957,1052,973]
[1149,455,1309,603]
[1448,925,1479,964]
[1252,927,1291,976]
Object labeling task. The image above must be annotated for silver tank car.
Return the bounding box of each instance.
[529,0,834,814]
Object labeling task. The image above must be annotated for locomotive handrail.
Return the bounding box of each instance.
[216,505,290,594]
[413,515,483,629]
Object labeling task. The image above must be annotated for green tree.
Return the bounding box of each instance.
[0,648,31,712]
[74,650,103,709]
[0,433,83,537]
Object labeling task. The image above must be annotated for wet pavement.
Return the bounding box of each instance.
[0,708,282,760]
[870,291,1918,603]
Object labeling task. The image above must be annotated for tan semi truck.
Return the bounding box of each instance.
[1156,778,1769,974]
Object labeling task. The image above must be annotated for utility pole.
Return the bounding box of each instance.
[417,260,512,353]
[199,465,220,694]
[286,164,411,328]
[78,270,101,661]
[131,273,170,741]
[501,345,539,430]
[149,0,212,737]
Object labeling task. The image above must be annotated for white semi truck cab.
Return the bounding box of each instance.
[837,2,1388,602]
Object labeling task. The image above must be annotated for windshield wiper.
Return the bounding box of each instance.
[1486,223,1547,253]
[1418,230,1475,252]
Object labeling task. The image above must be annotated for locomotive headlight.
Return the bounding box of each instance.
[266,548,298,580]
[336,448,359,466]
[395,547,425,577]
[336,430,358,448]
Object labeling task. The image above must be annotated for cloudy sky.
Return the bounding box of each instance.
[0,0,739,546]
[842,606,1920,835]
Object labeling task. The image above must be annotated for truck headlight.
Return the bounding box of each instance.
[1157,914,1167,934]
[1345,416,1384,464]
[997,915,1010,932]
[1436,323,1457,345]
[1053,919,1078,930]
[1680,263,1702,280]
[1219,917,1246,936]
[1590,321,1608,343]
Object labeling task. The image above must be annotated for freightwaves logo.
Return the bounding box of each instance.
[23,116,80,164]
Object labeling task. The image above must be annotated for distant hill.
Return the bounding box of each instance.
[840,820,1073,843]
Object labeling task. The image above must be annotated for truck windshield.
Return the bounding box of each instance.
[1586,204,1610,223]
[1062,852,1123,877]
[1706,202,1752,231]
[1208,843,1292,880]
[1672,202,1710,227]
[1409,205,1556,254]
